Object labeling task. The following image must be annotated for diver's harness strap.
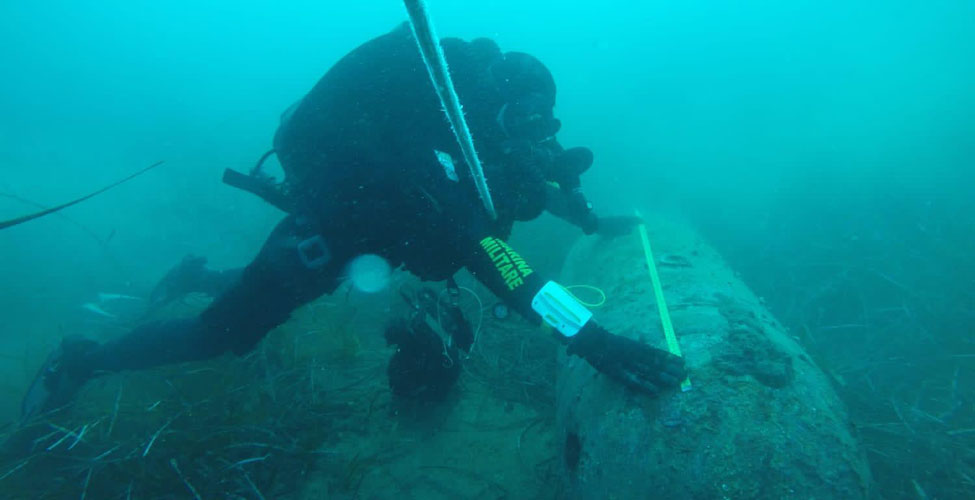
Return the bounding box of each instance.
[531,281,593,337]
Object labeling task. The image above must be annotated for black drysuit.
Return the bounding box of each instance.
[19,24,686,422]
[86,24,580,373]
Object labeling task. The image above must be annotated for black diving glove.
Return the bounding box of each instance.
[551,147,594,184]
[595,215,643,239]
[566,323,686,395]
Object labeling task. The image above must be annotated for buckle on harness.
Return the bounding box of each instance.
[297,235,330,269]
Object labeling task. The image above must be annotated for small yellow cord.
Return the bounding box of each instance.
[561,284,607,308]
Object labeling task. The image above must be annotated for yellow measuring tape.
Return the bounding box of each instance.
[636,211,692,392]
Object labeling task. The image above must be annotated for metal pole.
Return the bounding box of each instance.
[403,0,497,220]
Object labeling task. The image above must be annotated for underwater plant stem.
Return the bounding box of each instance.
[67,423,89,450]
[0,457,31,482]
[169,458,202,500]
[46,425,81,451]
[946,428,975,436]
[91,444,120,462]
[243,472,267,500]
[403,0,497,219]
[226,453,270,470]
[911,479,930,499]
[890,398,916,435]
[79,467,93,500]
[143,415,177,457]
[108,384,123,437]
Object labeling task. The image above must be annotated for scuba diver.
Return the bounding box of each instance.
[20,23,686,420]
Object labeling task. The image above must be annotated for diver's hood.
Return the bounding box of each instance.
[491,52,561,143]
[491,52,556,104]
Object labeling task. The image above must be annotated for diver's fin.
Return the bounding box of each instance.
[20,347,63,421]
[20,337,97,422]
[0,161,164,231]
